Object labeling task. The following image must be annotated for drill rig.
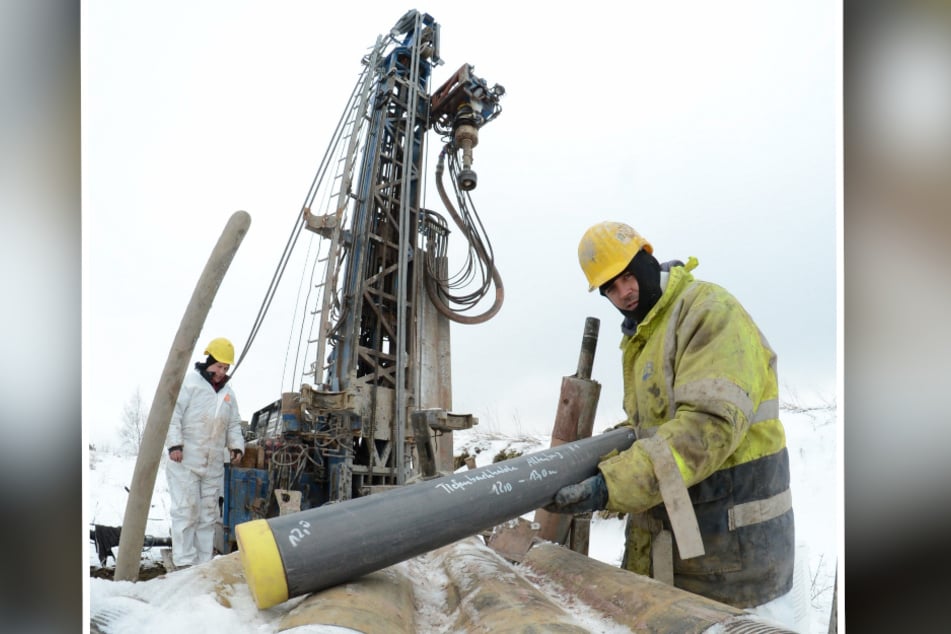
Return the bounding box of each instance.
[218,10,505,552]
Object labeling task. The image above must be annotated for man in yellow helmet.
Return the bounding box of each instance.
[164,337,245,568]
[547,221,794,609]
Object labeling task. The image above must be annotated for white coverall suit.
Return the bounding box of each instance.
[165,368,244,566]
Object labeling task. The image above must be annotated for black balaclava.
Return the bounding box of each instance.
[600,249,663,326]
[196,354,230,390]
[195,355,217,381]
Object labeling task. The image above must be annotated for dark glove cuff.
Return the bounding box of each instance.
[168,445,183,454]
[593,475,609,509]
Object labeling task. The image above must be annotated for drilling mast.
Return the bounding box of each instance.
[223,10,505,543]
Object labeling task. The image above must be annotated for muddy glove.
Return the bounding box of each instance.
[545,473,608,514]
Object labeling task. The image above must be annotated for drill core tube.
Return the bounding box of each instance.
[236,427,636,609]
[576,316,600,380]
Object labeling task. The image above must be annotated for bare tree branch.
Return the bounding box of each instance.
[119,388,149,455]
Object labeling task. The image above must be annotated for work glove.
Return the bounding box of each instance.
[544,473,608,514]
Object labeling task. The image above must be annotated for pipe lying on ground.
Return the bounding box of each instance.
[434,537,588,633]
[520,542,797,634]
[278,566,416,634]
[236,427,636,609]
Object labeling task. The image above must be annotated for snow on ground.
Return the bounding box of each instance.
[86,399,837,633]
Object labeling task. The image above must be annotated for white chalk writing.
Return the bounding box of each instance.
[529,468,557,481]
[526,451,564,466]
[288,519,312,548]
[435,464,519,494]
[491,481,513,495]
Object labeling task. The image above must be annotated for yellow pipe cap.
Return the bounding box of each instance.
[235,519,289,609]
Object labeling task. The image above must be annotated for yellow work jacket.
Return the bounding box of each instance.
[598,258,794,607]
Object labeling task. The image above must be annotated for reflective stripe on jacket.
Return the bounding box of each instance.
[598,258,794,607]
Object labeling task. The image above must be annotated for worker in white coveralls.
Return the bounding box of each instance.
[165,337,245,568]
[547,221,795,612]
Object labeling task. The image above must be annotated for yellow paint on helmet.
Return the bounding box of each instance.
[203,337,235,365]
[578,221,653,292]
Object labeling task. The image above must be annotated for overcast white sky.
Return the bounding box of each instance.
[82,1,838,447]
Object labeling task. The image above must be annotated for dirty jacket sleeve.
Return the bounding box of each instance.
[166,373,195,451]
[599,274,780,514]
[225,386,245,454]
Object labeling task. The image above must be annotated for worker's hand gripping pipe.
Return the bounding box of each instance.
[236,427,635,609]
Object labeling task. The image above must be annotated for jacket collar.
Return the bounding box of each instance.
[621,257,699,338]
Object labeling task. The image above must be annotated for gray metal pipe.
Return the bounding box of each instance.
[236,427,636,608]
[523,542,798,633]
[114,210,252,581]
[575,316,600,380]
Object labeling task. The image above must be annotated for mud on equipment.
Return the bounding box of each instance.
[236,427,636,609]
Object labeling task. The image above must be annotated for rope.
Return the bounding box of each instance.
[231,61,374,380]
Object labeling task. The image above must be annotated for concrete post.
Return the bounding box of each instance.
[114,211,251,581]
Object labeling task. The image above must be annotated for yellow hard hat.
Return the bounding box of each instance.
[578,221,653,292]
[204,337,235,365]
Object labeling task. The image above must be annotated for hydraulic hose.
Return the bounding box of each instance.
[424,146,503,324]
